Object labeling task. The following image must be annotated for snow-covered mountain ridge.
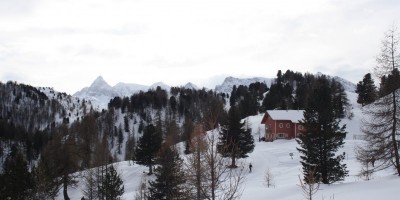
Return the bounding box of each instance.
[215,76,273,94]
[73,74,357,110]
[73,76,172,109]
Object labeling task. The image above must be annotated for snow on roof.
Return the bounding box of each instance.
[266,110,305,123]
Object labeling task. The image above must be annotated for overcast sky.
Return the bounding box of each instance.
[0,0,399,94]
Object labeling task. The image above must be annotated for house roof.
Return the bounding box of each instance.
[264,110,305,123]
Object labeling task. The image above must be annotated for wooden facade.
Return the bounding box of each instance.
[260,110,305,141]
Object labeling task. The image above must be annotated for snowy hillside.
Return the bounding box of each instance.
[215,76,273,94]
[39,87,96,123]
[0,81,92,131]
[333,76,357,93]
[59,91,399,200]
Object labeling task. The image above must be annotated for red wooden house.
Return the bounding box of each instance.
[260,110,305,141]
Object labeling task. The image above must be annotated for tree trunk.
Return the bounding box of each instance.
[148,163,153,175]
[391,91,400,175]
[195,148,202,200]
[231,155,237,168]
[63,174,70,200]
[211,144,216,200]
[390,34,400,176]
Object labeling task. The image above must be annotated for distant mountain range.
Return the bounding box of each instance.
[73,74,356,109]
[214,76,273,94]
[73,76,171,109]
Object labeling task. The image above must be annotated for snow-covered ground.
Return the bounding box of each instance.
[61,138,399,200]
[59,92,400,199]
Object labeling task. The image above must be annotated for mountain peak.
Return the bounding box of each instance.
[184,82,199,90]
[90,76,110,88]
[150,82,170,90]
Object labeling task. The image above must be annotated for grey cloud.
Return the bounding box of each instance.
[0,0,36,16]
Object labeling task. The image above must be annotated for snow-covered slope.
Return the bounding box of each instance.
[215,76,273,94]
[60,101,399,199]
[39,87,95,123]
[333,76,357,93]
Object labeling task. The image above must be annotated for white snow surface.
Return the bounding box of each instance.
[264,110,305,123]
[59,91,399,200]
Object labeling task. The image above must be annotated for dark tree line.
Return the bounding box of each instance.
[261,70,349,119]
[229,82,269,119]
[108,86,168,115]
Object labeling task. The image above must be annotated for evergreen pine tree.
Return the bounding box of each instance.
[183,114,194,154]
[134,124,162,175]
[379,68,400,97]
[331,80,349,118]
[33,156,61,199]
[138,120,144,134]
[124,115,130,133]
[0,146,33,200]
[148,145,187,200]
[296,76,348,184]
[230,85,237,106]
[118,124,124,154]
[170,95,178,114]
[99,165,125,200]
[363,73,378,104]
[356,80,366,105]
[218,105,254,168]
[125,127,136,163]
[356,73,378,106]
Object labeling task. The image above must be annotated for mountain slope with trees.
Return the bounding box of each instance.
[0,69,375,200]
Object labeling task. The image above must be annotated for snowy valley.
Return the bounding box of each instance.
[58,90,400,200]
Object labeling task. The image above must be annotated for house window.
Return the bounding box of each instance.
[279,123,283,128]
[286,123,291,128]
[298,125,303,130]
[277,133,286,138]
